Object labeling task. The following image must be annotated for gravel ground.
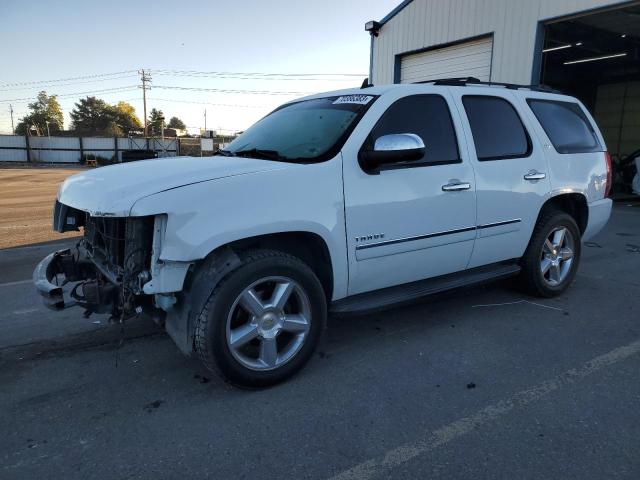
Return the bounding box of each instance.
[0,168,83,249]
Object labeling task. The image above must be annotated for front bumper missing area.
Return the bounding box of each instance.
[33,248,71,310]
[33,249,73,310]
[33,247,118,313]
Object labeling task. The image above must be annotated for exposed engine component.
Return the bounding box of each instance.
[53,206,156,319]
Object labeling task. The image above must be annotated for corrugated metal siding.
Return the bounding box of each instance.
[400,36,493,82]
[372,0,631,85]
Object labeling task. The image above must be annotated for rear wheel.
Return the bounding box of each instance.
[520,210,581,297]
[194,250,326,388]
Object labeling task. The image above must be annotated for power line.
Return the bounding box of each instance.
[153,69,366,77]
[153,71,365,82]
[154,85,312,95]
[0,70,138,88]
[0,69,365,89]
[147,97,271,108]
[0,86,139,103]
[0,74,139,92]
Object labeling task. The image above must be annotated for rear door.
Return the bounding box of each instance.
[450,88,551,268]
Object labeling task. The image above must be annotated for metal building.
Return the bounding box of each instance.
[367,0,640,188]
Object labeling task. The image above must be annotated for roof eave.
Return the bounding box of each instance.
[379,0,415,26]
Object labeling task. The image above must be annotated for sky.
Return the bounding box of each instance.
[0,0,399,135]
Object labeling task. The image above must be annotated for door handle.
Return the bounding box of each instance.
[442,182,471,192]
[524,171,546,181]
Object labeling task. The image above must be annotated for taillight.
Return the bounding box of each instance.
[604,151,612,198]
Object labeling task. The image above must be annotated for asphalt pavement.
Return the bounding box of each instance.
[1,204,639,479]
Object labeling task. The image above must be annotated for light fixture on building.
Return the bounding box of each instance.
[365,20,381,37]
[543,44,572,53]
[564,52,627,65]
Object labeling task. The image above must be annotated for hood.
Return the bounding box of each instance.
[58,155,288,217]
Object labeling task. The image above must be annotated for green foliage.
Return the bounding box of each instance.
[70,97,142,136]
[15,91,64,135]
[113,101,142,132]
[148,108,165,136]
[167,116,186,130]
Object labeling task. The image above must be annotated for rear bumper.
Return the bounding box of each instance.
[32,249,71,310]
[583,198,612,241]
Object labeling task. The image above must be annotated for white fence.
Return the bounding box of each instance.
[0,135,215,163]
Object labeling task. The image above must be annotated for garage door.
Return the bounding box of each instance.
[400,37,493,83]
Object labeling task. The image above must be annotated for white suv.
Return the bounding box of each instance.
[35,78,612,387]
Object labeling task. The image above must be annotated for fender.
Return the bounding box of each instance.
[130,158,350,300]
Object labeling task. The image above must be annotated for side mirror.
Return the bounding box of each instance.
[359,133,425,171]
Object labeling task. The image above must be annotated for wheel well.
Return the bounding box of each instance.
[222,232,334,300]
[539,194,588,234]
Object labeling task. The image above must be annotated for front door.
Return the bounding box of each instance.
[342,89,477,295]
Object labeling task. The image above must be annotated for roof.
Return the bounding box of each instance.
[379,0,414,26]
[289,82,568,104]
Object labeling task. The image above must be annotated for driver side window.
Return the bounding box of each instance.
[368,94,461,167]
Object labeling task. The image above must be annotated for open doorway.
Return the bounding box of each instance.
[539,3,640,194]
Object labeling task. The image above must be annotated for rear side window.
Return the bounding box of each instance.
[527,99,602,154]
[369,94,460,166]
[462,96,531,161]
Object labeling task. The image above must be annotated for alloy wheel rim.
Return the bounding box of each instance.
[225,276,311,371]
[540,227,575,287]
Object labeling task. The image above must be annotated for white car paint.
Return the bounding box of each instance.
[57,156,289,217]
[55,83,612,305]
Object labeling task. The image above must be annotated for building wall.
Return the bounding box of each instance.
[371,0,630,85]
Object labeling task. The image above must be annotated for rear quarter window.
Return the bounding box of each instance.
[527,99,602,154]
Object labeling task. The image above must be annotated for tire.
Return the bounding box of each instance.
[519,209,582,298]
[194,249,326,388]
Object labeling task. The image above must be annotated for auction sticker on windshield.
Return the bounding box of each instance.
[333,95,373,105]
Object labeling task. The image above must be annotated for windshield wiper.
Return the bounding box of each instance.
[215,149,235,157]
[232,148,287,161]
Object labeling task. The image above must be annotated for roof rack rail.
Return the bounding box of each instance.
[414,77,562,94]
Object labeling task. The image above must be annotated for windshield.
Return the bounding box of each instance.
[223,95,377,162]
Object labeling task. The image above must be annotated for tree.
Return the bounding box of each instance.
[70,97,112,135]
[148,108,165,136]
[112,101,142,133]
[167,116,186,130]
[70,97,141,136]
[15,91,63,135]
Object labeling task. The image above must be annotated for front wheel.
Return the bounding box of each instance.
[194,250,326,388]
[519,210,582,297]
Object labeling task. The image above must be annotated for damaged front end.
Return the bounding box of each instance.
[34,201,157,320]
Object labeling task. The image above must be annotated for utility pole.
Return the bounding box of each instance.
[204,109,207,132]
[9,104,15,134]
[138,69,152,137]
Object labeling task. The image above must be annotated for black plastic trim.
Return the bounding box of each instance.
[355,219,521,251]
[356,226,476,250]
[331,261,522,314]
[478,219,522,229]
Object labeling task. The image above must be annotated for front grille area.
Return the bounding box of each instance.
[84,216,127,270]
[83,215,154,284]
